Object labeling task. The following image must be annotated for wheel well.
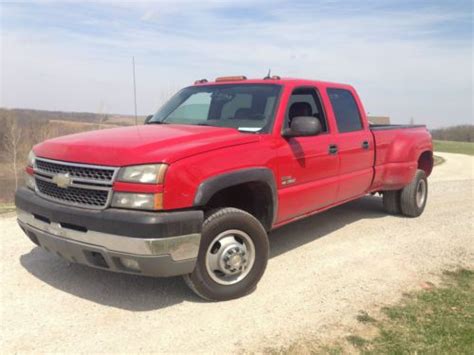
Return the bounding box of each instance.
[204,182,274,231]
[418,151,433,176]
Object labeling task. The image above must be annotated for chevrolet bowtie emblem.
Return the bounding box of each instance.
[52,173,72,189]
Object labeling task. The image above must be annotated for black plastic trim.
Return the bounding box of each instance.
[16,187,203,239]
[370,124,426,131]
[193,168,278,225]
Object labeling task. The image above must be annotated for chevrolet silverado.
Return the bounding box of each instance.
[16,76,433,300]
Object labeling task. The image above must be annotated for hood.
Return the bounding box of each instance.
[34,124,259,166]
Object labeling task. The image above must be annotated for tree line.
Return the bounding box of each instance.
[430,125,474,142]
[0,110,119,203]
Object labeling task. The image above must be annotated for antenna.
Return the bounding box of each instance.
[132,56,138,125]
[264,68,271,79]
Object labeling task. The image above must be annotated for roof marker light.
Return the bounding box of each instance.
[215,76,247,82]
[264,75,281,80]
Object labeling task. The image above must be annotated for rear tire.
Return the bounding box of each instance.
[400,169,428,217]
[383,190,401,214]
[183,207,269,301]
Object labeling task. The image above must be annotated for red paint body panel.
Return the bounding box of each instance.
[370,127,433,191]
[163,136,277,210]
[113,181,164,193]
[31,78,433,228]
[34,124,258,166]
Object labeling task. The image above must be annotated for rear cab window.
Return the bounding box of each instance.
[327,88,363,133]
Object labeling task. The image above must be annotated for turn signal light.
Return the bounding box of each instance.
[154,193,163,210]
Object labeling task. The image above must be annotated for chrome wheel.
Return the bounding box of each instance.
[416,179,427,208]
[205,229,256,285]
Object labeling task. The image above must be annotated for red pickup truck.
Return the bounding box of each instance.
[16,76,433,300]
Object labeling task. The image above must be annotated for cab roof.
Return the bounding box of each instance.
[193,76,354,91]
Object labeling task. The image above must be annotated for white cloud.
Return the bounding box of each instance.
[0,1,472,127]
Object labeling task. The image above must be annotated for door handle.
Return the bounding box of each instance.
[362,141,369,149]
[328,144,338,155]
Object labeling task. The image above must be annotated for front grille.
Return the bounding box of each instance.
[36,159,115,182]
[34,158,117,209]
[36,179,109,208]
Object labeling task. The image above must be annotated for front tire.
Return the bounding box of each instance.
[184,208,269,301]
[400,169,428,217]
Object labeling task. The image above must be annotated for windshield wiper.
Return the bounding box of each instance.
[148,121,168,124]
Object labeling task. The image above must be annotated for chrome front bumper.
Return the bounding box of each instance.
[17,208,201,277]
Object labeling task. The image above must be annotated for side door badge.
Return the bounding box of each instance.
[281,176,296,185]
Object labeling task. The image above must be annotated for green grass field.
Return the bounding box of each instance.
[434,140,474,156]
[267,269,474,354]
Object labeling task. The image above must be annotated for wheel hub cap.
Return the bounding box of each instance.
[205,230,256,285]
[223,247,246,273]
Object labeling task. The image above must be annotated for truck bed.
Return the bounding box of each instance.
[369,124,433,192]
[370,124,426,131]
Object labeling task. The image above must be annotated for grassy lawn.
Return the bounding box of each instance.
[434,140,474,156]
[266,269,474,354]
[0,203,16,215]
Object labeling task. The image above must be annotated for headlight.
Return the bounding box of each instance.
[27,150,36,167]
[117,164,167,184]
[111,192,163,210]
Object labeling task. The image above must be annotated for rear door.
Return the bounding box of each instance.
[326,88,375,201]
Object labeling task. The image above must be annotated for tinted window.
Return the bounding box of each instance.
[221,93,252,119]
[167,92,211,120]
[286,87,328,132]
[327,88,362,133]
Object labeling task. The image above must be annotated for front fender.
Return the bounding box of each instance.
[193,167,278,225]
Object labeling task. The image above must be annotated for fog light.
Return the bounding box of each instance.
[120,258,140,272]
[111,192,155,210]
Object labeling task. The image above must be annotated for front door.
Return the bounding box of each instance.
[276,87,339,223]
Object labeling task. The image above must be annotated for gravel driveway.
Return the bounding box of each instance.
[1,152,473,353]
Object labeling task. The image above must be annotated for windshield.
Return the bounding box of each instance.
[149,84,281,133]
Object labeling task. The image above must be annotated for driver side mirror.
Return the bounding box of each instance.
[283,116,322,137]
[144,115,153,124]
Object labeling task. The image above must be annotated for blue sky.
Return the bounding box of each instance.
[1,0,472,127]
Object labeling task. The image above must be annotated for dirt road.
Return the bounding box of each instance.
[1,152,473,353]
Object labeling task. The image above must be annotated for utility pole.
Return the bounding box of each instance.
[132,56,138,125]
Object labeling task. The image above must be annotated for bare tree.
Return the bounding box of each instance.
[96,101,108,129]
[1,113,24,190]
[25,120,51,145]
